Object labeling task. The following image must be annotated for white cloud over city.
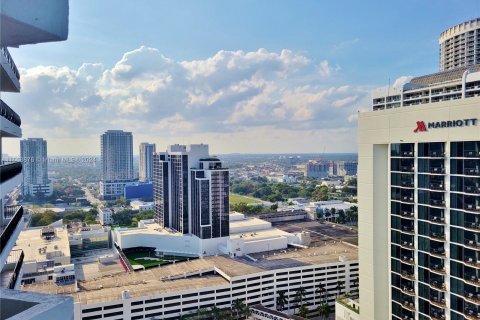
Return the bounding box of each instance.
[4,46,373,155]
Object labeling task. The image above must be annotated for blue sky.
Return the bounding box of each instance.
[4,0,480,155]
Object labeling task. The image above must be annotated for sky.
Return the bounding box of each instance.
[3,0,480,156]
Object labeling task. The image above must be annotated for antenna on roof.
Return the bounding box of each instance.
[387,77,391,98]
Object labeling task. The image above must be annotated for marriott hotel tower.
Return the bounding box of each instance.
[358,19,480,320]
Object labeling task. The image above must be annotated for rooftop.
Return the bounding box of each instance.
[14,227,70,263]
[409,65,480,87]
[22,241,357,305]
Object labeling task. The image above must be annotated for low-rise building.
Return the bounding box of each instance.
[98,208,114,225]
[335,296,360,320]
[68,223,111,257]
[130,200,153,212]
[22,242,359,320]
[13,226,71,285]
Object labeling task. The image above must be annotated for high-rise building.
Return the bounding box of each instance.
[153,144,229,239]
[304,160,329,178]
[359,19,480,320]
[139,142,156,182]
[336,161,358,177]
[0,0,73,317]
[20,138,52,196]
[100,130,134,200]
[440,18,480,71]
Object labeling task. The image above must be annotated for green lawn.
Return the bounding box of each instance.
[229,193,262,205]
[124,251,191,269]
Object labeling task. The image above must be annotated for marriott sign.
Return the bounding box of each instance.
[414,118,478,133]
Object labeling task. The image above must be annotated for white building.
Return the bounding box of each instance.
[112,212,309,258]
[100,130,135,200]
[335,297,360,320]
[139,142,156,182]
[22,241,358,320]
[0,0,73,318]
[440,18,480,71]
[98,208,114,226]
[130,200,153,212]
[14,226,72,285]
[20,138,53,197]
[359,19,480,320]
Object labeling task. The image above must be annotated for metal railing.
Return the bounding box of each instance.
[1,47,20,81]
[7,250,24,289]
[0,206,23,255]
[0,99,21,126]
[0,161,22,183]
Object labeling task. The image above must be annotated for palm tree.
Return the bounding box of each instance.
[242,304,251,319]
[298,304,309,318]
[317,303,331,320]
[232,299,245,319]
[211,306,222,320]
[315,284,327,305]
[196,307,207,319]
[295,286,307,307]
[335,280,345,298]
[276,290,288,311]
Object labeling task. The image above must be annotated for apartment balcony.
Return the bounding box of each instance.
[429,280,446,291]
[429,231,446,241]
[402,299,415,312]
[464,185,480,194]
[465,167,480,176]
[1,0,69,47]
[464,292,480,304]
[401,285,415,296]
[401,270,415,280]
[0,249,24,290]
[400,166,415,173]
[464,203,480,212]
[429,215,445,225]
[0,205,23,266]
[401,225,415,235]
[401,255,415,265]
[464,257,480,268]
[465,239,480,250]
[401,211,415,219]
[430,247,446,257]
[0,47,20,92]
[430,264,446,275]
[464,308,480,320]
[464,150,480,158]
[465,221,480,231]
[430,309,446,320]
[430,167,446,174]
[401,240,414,249]
[0,99,21,138]
[0,161,22,184]
[429,295,446,308]
[464,274,480,286]
[428,150,445,158]
[430,199,446,207]
[429,182,445,191]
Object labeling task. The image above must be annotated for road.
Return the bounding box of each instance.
[83,186,104,208]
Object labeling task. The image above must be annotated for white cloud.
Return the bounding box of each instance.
[5,47,370,154]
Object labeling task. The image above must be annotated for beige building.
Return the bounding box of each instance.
[359,57,480,320]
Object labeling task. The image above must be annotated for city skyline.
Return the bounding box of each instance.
[2,1,479,156]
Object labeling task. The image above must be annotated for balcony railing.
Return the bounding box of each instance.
[430,167,446,174]
[1,47,20,81]
[430,216,445,224]
[464,150,480,158]
[0,206,23,255]
[0,100,21,126]
[7,250,24,289]
[0,161,22,183]
[430,199,446,207]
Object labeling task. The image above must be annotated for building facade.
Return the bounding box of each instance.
[153,144,229,239]
[20,138,52,196]
[100,130,134,200]
[304,160,329,179]
[440,18,480,72]
[359,19,480,320]
[139,142,156,182]
[0,0,73,318]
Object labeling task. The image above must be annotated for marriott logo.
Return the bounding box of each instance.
[413,118,478,133]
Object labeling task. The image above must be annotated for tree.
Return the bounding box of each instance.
[317,303,331,320]
[276,290,288,311]
[315,284,327,305]
[298,304,309,318]
[336,280,345,298]
[295,287,306,312]
[232,299,245,319]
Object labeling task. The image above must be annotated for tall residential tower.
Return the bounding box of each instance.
[359,19,480,320]
[20,138,52,196]
[153,144,229,239]
[100,130,134,200]
[139,142,156,182]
